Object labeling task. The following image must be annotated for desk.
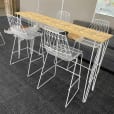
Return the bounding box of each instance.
[16,11,113,103]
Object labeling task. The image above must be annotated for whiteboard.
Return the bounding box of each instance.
[95,0,114,17]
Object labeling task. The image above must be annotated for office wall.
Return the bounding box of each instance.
[16,0,20,11]
[20,0,37,12]
[20,0,61,17]
[0,0,5,9]
[20,0,114,28]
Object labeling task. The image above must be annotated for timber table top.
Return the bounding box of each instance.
[16,12,113,43]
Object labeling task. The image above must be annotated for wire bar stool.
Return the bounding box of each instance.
[37,26,83,108]
[4,14,43,77]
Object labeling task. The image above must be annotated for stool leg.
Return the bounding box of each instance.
[30,39,34,55]
[27,38,43,77]
[10,37,29,65]
[26,40,30,58]
[65,58,79,108]
[27,50,33,77]
[37,52,49,89]
[38,35,44,55]
[0,32,5,46]
[18,39,21,59]
[37,53,57,89]
[10,36,17,65]
[78,54,83,88]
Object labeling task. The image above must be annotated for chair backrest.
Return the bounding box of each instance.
[56,10,70,22]
[7,15,27,38]
[7,15,40,39]
[43,26,72,60]
[7,15,22,29]
[89,19,110,33]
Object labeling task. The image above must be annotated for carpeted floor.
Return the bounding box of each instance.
[0,16,114,114]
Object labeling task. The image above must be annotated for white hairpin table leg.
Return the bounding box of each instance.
[92,40,109,91]
[82,40,108,103]
[82,41,97,103]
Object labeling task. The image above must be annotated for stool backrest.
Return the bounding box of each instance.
[89,19,110,33]
[7,15,27,38]
[43,27,71,60]
[56,10,70,22]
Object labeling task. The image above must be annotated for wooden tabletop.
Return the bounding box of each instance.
[16,12,113,43]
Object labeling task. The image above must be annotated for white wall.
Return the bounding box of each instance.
[20,0,37,12]
[64,0,96,22]
[39,0,61,17]
[20,0,61,17]
[20,0,114,28]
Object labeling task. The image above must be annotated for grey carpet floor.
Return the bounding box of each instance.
[0,16,114,114]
